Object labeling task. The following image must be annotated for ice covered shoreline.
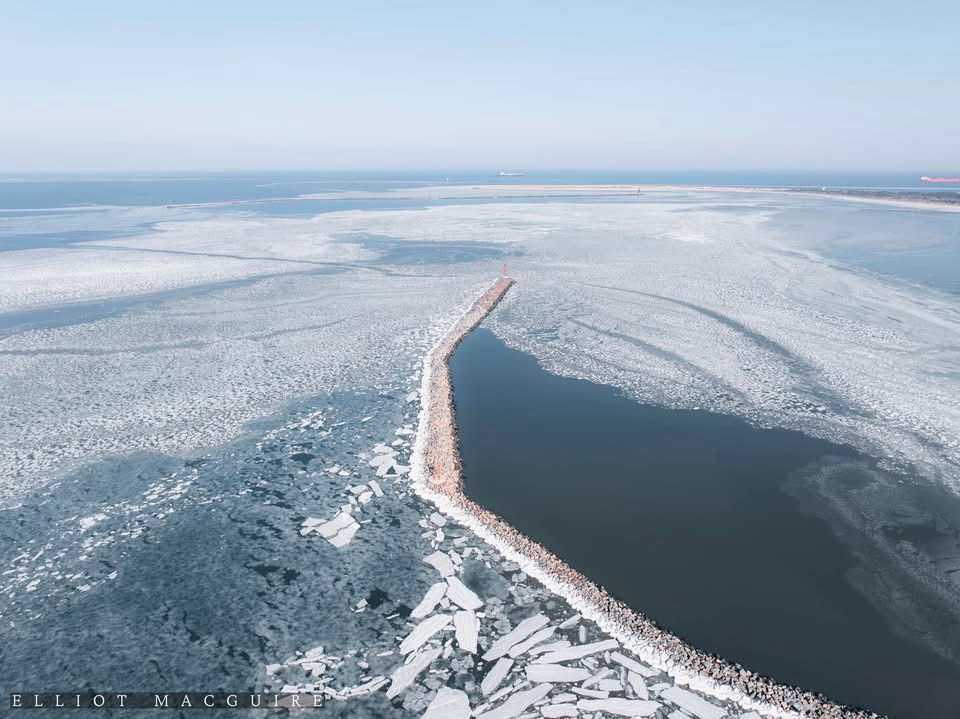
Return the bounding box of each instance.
[410,277,882,719]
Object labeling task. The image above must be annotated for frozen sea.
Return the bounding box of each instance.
[1,172,959,717]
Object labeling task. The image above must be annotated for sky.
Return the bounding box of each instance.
[2,0,958,172]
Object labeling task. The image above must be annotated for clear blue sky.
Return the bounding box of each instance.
[2,0,958,172]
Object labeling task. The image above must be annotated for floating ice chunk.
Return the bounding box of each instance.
[392,464,410,475]
[529,641,571,656]
[658,687,725,719]
[533,639,618,665]
[551,693,577,704]
[526,665,591,683]
[570,688,608,699]
[508,627,556,657]
[481,657,514,696]
[482,613,549,660]
[399,614,451,655]
[445,576,483,610]
[309,511,359,547]
[453,610,479,654]
[738,713,762,719]
[429,511,447,527]
[582,668,613,688]
[558,614,581,630]
[575,699,660,717]
[77,513,109,532]
[668,712,690,719]
[541,704,578,718]
[609,652,657,679]
[369,454,395,468]
[372,444,395,454]
[406,391,419,402]
[422,687,470,719]
[627,673,648,700]
[386,646,442,698]
[327,520,359,548]
[315,512,354,539]
[410,582,447,619]
[375,462,397,478]
[597,679,623,692]
[358,491,373,504]
[424,551,456,577]
[368,480,384,497]
[475,683,553,719]
[342,676,388,697]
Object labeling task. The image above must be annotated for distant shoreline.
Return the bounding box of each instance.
[164,184,960,212]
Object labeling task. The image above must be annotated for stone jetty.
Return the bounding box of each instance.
[409,276,883,719]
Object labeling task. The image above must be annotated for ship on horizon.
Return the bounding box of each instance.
[921,176,960,183]
[498,171,524,177]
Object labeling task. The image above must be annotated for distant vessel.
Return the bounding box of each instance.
[921,176,960,183]
[498,171,524,177]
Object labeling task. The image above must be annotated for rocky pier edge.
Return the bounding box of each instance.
[408,275,882,719]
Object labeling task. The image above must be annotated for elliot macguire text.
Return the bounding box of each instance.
[10,693,326,710]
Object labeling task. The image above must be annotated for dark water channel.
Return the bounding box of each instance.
[451,327,960,719]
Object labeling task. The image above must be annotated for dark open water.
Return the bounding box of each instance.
[452,327,960,719]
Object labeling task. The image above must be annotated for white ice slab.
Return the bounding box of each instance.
[399,614,451,655]
[481,657,514,696]
[476,683,553,719]
[454,610,479,654]
[609,652,657,679]
[424,551,455,577]
[445,576,483,610]
[541,705,578,718]
[422,687,471,719]
[482,613,549,660]
[527,665,591,683]
[575,699,661,717]
[429,511,447,527]
[508,627,556,657]
[368,479,384,497]
[386,646,441,698]
[533,639,618,665]
[410,582,447,619]
[627,673,648,700]
[582,668,613,688]
[529,641,571,656]
[658,687,725,719]
[558,614,581,629]
[327,520,359,547]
